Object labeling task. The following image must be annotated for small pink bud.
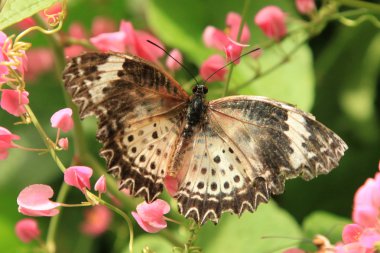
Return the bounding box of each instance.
[94,175,107,193]
[80,205,112,236]
[199,55,227,82]
[254,6,287,40]
[58,137,69,150]
[64,166,93,191]
[50,108,74,132]
[295,0,316,15]
[17,184,61,217]
[0,89,29,116]
[132,199,170,233]
[15,218,41,243]
[165,49,183,71]
[0,126,20,160]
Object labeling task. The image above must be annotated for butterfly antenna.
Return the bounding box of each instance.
[146,40,200,85]
[203,47,261,84]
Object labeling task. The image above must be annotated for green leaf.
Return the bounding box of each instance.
[0,0,60,30]
[302,211,351,244]
[197,201,303,253]
[146,0,315,111]
[125,235,173,253]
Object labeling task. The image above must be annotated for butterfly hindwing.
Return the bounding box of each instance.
[63,52,189,201]
[175,120,270,224]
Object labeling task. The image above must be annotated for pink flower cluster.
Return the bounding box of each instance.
[284,162,380,253]
[336,162,380,252]
[15,168,111,239]
[0,31,27,84]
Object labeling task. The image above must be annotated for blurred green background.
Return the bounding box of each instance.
[0,0,379,252]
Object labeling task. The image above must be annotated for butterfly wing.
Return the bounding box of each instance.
[63,52,189,201]
[174,95,347,224]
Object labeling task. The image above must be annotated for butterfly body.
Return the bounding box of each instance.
[183,85,208,138]
[63,52,347,224]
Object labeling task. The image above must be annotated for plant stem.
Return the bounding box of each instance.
[24,106,66,172]
[334,0,380,13]
[101,201,134,253]
[232,36,308,93]
[223,0,251,96]
[46,183,70,253]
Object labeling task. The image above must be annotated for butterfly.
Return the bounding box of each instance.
[63,52,347,224]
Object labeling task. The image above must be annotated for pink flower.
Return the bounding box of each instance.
[164,176,178,197]
[120,21,165,62]
[226,12,251,43]
[0,126,19,160]
[199,55,227,82]
[0,89,29,116]
[40,2,62,23]
[25,48,54,81]
[64,166,93,191]
[94,175,107,194]
[165,49,183,71]
[90,20,165,62]
[90,31,126,53]
[225,39,249,64]
[203,26,230,51]
[343,224,363,243]
[91,17,116,36]
[282,249,305,253]
[58,137,69,150]
[353,172,380,228]
[295,0,316,15]
[254,6,287,40]
[203,12,250,50]
[50,108,74,132]
[131,199,170,233]
[16,18,37,30]
[64,22,87,58]
[15,218,41,243]
[80,205,112,236]
[17,184,61,216]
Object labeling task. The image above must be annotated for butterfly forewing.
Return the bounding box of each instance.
[63,52,189,201]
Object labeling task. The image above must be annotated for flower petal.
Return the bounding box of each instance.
[0,89,29,116]
[131,211,166,233]
[254,6,287,40]
[50,108,74,132]
[64,166,93,190]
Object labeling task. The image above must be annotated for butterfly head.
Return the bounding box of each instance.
[192,84,208,96]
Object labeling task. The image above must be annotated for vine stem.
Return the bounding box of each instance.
[46,183,70,253]
[334,0,380,13]
[223,0,251,96]
[24,105,66,172]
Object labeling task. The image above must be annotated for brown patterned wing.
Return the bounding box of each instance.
[174,95,347,224]
[63,52,189,201]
